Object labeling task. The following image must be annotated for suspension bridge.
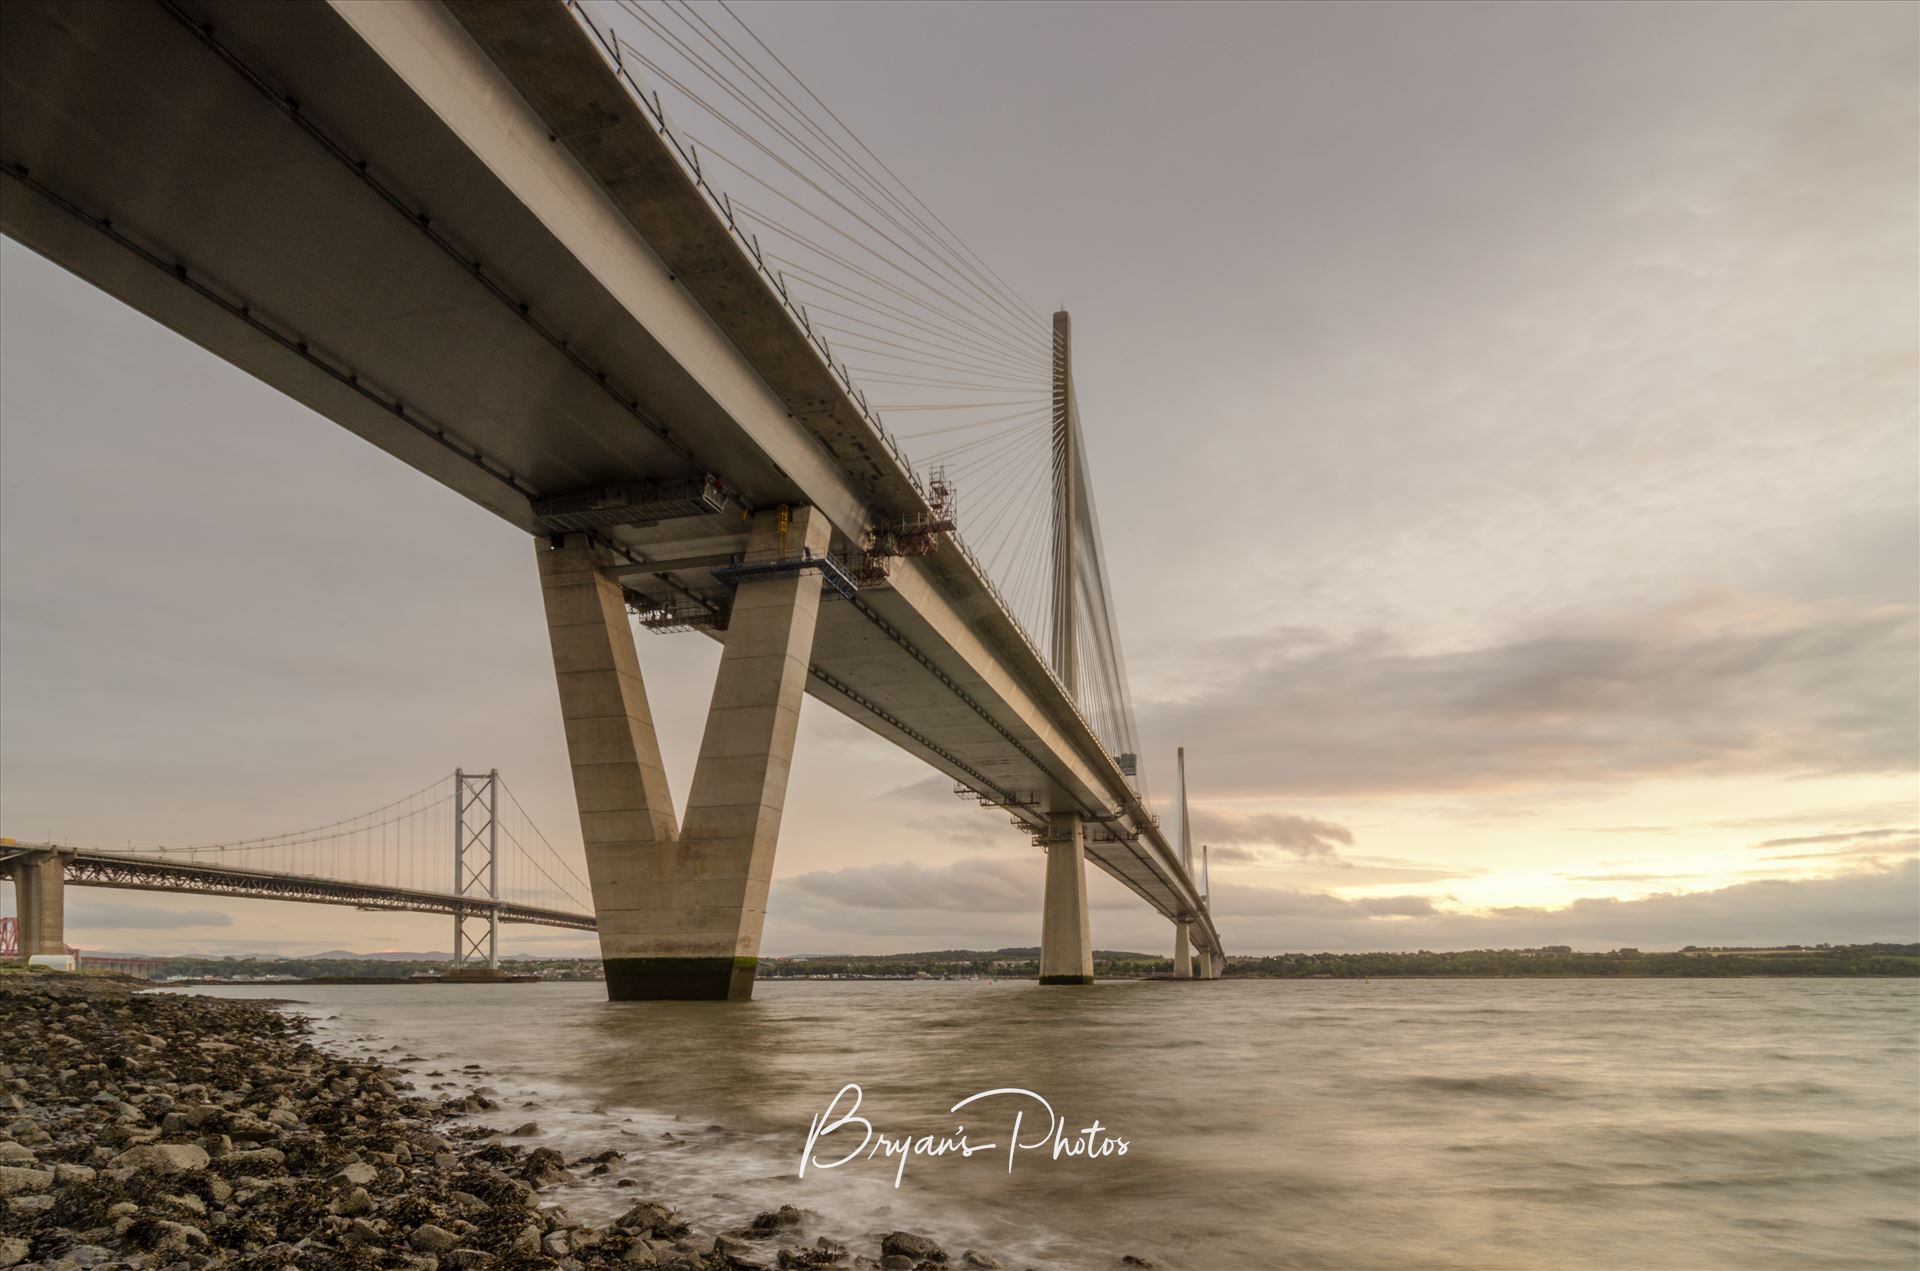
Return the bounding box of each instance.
[0,0,1224,997]
[1,771,597,974]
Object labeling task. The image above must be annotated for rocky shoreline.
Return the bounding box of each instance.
[0,974,1008,1271]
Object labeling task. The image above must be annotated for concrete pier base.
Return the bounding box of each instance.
[539,509,829,1002]
[1039,811,1094,985]
[9,852,69,957]
[1173,918,1192,978]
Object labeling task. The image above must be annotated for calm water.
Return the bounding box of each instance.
[178,978,1920,1270]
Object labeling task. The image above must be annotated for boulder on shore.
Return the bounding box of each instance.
[0,1167,52,1195]
[882,1229,948,1262]
[111,1143,210,1174]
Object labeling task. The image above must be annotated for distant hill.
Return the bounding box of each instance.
[309,950,449,962]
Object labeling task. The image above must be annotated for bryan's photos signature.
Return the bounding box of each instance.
[799,1083,1130,1187]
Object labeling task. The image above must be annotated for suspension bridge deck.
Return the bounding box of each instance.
[6,843,595,933]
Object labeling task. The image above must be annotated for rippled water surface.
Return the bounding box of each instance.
[183,978,1920,1270]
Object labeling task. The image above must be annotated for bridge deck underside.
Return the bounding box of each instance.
[65,851,595,931]
[0,0,1218,954]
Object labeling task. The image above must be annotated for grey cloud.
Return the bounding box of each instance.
[1190,810,1354,859]
[1713,802,1920,831]
[778,853,1197,923]
[782,856,1043,915]
[1759,838,1919,863]
[1558,872,1704,883]
[904,813,1024,850]
[64,899,233,931]
[1757,827,1918,848]
[1209,885,1439,919]
[1574,810,1920,840]
[1323,861,1480,885]
[1573,805,1920,837]
[875,776,956,806]
[1210,856,1481,887]
[1142,599,1918,797]
[763,856,1162,952]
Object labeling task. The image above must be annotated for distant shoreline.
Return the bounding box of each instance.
[75,942,1920,986]
[155,969,1920,988]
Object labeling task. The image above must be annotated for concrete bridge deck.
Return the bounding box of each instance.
[0,0,1222,992]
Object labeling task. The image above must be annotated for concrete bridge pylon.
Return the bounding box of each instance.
[539,506,831,1001]
[1,846,72,958]
[1039,810,1094,985]
[1039,310,1096,986]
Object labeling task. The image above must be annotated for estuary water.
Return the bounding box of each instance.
[184,978,1920,1270]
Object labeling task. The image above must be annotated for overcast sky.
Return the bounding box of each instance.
[2,0,1914,958]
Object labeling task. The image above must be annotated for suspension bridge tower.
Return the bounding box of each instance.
[449,768,502,977]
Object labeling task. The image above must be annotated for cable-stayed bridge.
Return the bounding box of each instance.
[0,0,1223,997]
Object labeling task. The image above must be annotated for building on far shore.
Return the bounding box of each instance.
[0,919,166,979]
[81,954,166,979]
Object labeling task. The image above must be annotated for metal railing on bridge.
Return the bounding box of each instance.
[577,1,1149,799]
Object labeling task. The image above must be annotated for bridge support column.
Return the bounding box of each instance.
[13,852,68,957]
[1040,812,1094,985]
[1173,919,1192,979]
[539,508,831,1002]
[539,533,683,996]
[667,504,830,1000]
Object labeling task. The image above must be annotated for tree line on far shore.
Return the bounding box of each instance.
[762,943,1920,979]
[1215,944,1920,978]
[120,943,1920,982]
